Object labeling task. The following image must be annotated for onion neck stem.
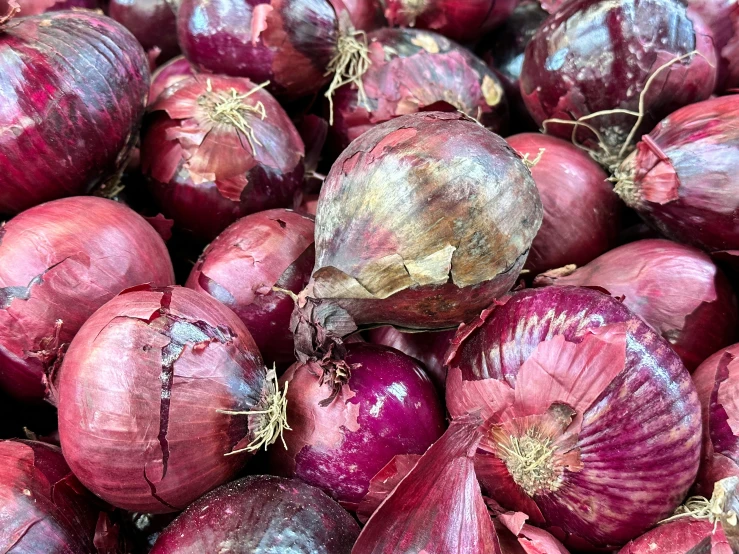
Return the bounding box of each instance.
[324,29,371,126]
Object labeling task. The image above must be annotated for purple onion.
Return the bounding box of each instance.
[109,0,180,65]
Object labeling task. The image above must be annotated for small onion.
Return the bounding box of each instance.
[309,111,542,329]
[0,0,96,15]
[57,285,272,513]
[150,476,359,553]
[186,209,314,368]
[141,74,305,241]
[615,95,739,255]
[0,10,149,214]
[445,286,701,549]
[148,56,194,105]
[506,133,619,274]
[109,0,180,65]
[0,197,175,402]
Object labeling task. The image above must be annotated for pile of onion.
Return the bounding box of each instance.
[141,74,305,241]
[57,285,275,513]
[329,27,508,152]
[308,111,542,329]
[535,239,738,371]
[150,476,360,553]
[0,197,174,402]
[0,0,96,15]
[615,95,739,256]
[446,286,701,549]
[186,209,315,369]
[109,0,180,65]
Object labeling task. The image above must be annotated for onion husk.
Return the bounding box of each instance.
[109,0,180,66]
[149,56,194,105]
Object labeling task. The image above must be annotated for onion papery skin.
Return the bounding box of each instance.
[618,519,729,553]
[186,209,314,369]
[141,75,305,242]
[149,56,194,105]
[616,95,739,254]
[506,133,619,274]
[445,286,701,549]
[150,476,359,553]
[333,0,384,31]
[535,239,738,371]
[0,11,149,215]
[0,0,96,15]
[270,343,445,509]
[520,0,717,156]
[311,111,542,329]
[383,0,515,44]
[0,197,175,402]
[109,0,180,66]
[330,28,509,152]
[57,285,267,513]
[721,6,739,91]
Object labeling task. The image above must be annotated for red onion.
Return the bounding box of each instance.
[0,9,149,215]
[615,95,739,255]
[334,0,384,31]
[445,286,701,549]
[330,27,509,152]
[57,285,275,513]
[186,209,314,368]
[109,0,179,65]
[383,0,516,44]
[0,0,96,15]
[150,476,359,553]
[309,111,542,329]
[506,133,619,275]
[0,197,174,402]
[141,74,305,241]
[269,342,445,510]
[535,239,738,371]
[520,0,717,166]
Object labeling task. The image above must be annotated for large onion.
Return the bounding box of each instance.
[0,197,174,402]
[445,286,701,549]
[0,9,149,214]
[57,285,271,513]
[109,0,180,65]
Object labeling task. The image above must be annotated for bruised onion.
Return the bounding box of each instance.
[445,286,701,548]
[0,197,175,401]
[109,0,180,65]
[57,285,274,513]
[330,27,508,151]
[269,342,445,510]
[309,111,542,329]
[615,95,739,255]
[150,476,359,553]
[0,0,96,15]
[141,75,305,241]
[535,239,738,371]
[0,9,149,215]
[186,209,314,368]
[506,133,619,274]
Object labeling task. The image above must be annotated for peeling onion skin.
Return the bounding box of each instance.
[0,0,96,15]
[506,133,619,275]
[0,11,149,215]
[617,519,725,553]
[141,75,305,242]
[330,28,509,152]
[446,286,701,549]
[311,111,542,329]
[0,197,175,402]
[57,285,267,513]
[148,56,194,105]
[520,0,717,155]
[535,239,738,371]
[616,95,739,255]
[186,209,315,369]
[109,0,180,66]
[270,343,445,509]
[150,476,359,554]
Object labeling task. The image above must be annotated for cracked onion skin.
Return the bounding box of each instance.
[150,476,359,554]
[0,10,149,215]
[311,111,542,329]
[57,285,267,513]
[186,209,314,369]
[446,286,701,549]
[0,197,175,402]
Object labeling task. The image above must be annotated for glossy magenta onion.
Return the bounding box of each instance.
[186,209,314,368]
[534,239,738,371]
[57,285,271,513]
[149,56,194,104]
[269,342,445,510]
[615,95,739,255]
[445,286,701,549]
[150,476,359,553]
[0,0,96,15]
[141,74,305,241]
[0,197,175,402]
[309,111,542,329]
[0,9,149,214]
[109,0,180,65]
